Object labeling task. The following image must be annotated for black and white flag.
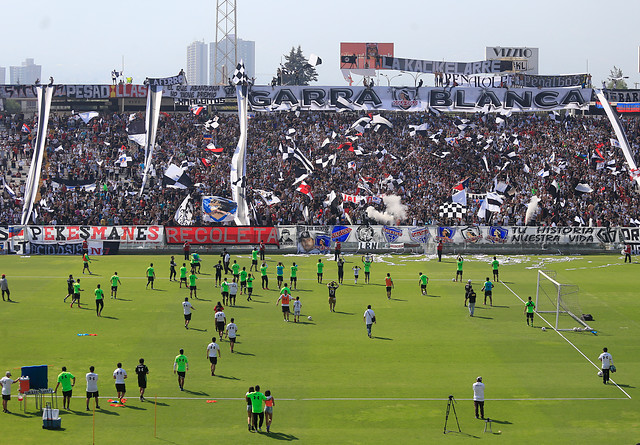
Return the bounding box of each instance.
[439,202,466,219]
[254,189,281,206]
[163,164,193,189]
[486,192,504,212]
[126,118,146,146]
[174,195,194,226]
[232,60,250,85]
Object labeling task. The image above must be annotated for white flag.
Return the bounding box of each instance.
[174,195,194,226]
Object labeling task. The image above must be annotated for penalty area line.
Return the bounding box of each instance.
[500,280,631,400]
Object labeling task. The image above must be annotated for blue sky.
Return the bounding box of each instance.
[3,0,639,87]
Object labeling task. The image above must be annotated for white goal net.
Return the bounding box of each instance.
[535,270,593,332]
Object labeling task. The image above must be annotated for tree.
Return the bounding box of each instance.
[606,66,628,89]
[279,46,318,86]
[3,99,21,114]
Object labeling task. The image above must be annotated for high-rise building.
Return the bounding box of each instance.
[0,67,5,85]
[186,40,208,85]
[9,58,42,84]
[209,35,255,85]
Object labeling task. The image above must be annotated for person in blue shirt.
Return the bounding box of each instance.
[482,277,493,306]
[276,262,284,289]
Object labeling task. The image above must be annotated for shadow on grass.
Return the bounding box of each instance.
[333,311,355,315]
[70,410,92,417]
[251,300,268,304]
[390,298,407,301]
[97,408,120,415]
[470,315,493,320]
[489,418,512,425]
[216,375,240,380]
[233,351,255,356]
[125,404,146,411]
[489,305,509,308]
[7,411,30,418]
[184,390,209,396]
[298,321,315,325]
[263,431,299,441]
[193,297,211,302]
[445,431,479,439]
[101,315,119,320]
[230,305,251,309]
[373,336,393,341]
[151,289,167,292]
[154,436,180,444]
[616,383,635,389]
[114,298,132,301]
[188,327,207,332]
[426,294,441,298]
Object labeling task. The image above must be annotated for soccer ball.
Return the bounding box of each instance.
[307,316,312,321]
[597,371,603,377]
[541,327,546,331]
[452,278,456,282]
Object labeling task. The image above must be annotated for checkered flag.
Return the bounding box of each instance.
[439,202,467,219]
[232,60,249,86]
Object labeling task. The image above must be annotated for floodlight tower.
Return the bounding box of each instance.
[214,0,237,85]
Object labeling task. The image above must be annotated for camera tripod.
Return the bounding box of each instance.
[443,395,461,434]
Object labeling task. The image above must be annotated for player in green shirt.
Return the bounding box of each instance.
[95,284,105,317]
[249,385,267,432]
[239,267,248,294]
[455,255,464,282]
[246,274,254,301]
[189,273,198,299]
[280,283,291,296]
[250,248,259,271]
[179,263,188,288]
[221,278,230,305]
[55,366,76,410]
[362,255,373,284]
[173,349,189,391]
[418,272,429,296]
[492,256,500,282]
[82,253,92,275]
[260,263,269,290]
[524,296,536,327]
[70,279,83,308]
[110,272,121,299]
[146,263,156,289]
[316,259,324,283]
[231,261,240,281]
[191,252,201,274]
[290,262,298,290]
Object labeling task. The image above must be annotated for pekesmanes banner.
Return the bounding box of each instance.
[0,226,165,244]
[245,86,592,113]
[510,73,590,88]
[380,56,515,75]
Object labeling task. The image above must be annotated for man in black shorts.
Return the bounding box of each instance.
[327,281,339,312]
[169,256,177,281]
[214,260,223,287]
[337,257,345,284]
[85,366,100,411]
[135,358,149,401]
[64,274,74,302]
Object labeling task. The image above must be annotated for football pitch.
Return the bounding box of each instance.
[0,252,637,444]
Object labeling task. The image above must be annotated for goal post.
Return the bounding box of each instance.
[535,270,593,332]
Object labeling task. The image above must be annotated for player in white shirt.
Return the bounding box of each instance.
[598,347,613,384]
[85,366,100,411]
[113,363,127,402]
[225,318,238,353]
[182,297,194,329]
[472,376,485,419]
[206,337,222,376]
[228,280,238,306]
[292,297,302,323]
[214,310,226,341]
[363,305,376,338]
[352,265,361,284]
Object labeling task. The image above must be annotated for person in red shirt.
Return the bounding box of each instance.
[259,241,265,261]
[334,241,341,261]
[183,241,190,260]
[385,273,394,300]
[624,244,632,263]
[437,241,443,262]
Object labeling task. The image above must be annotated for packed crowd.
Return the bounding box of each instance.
[1,107,639,227]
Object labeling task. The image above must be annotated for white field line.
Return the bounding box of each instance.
[70,396,628,402]
[500,280,631,400]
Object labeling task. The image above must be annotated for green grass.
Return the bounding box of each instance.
[0,252,638,444]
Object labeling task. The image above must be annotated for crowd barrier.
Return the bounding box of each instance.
[0,225,637,255]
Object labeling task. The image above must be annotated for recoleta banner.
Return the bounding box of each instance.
[510,73,590,88]
[380,56,514,74]
[165,227,279,245]
[25,226,164,243]
[247,86,592,113]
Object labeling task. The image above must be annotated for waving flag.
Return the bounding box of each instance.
[205,143,224,153]
[297,181,313,199]
[21,124,31,134]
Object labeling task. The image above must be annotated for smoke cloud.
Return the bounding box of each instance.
[365,195,407,225]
